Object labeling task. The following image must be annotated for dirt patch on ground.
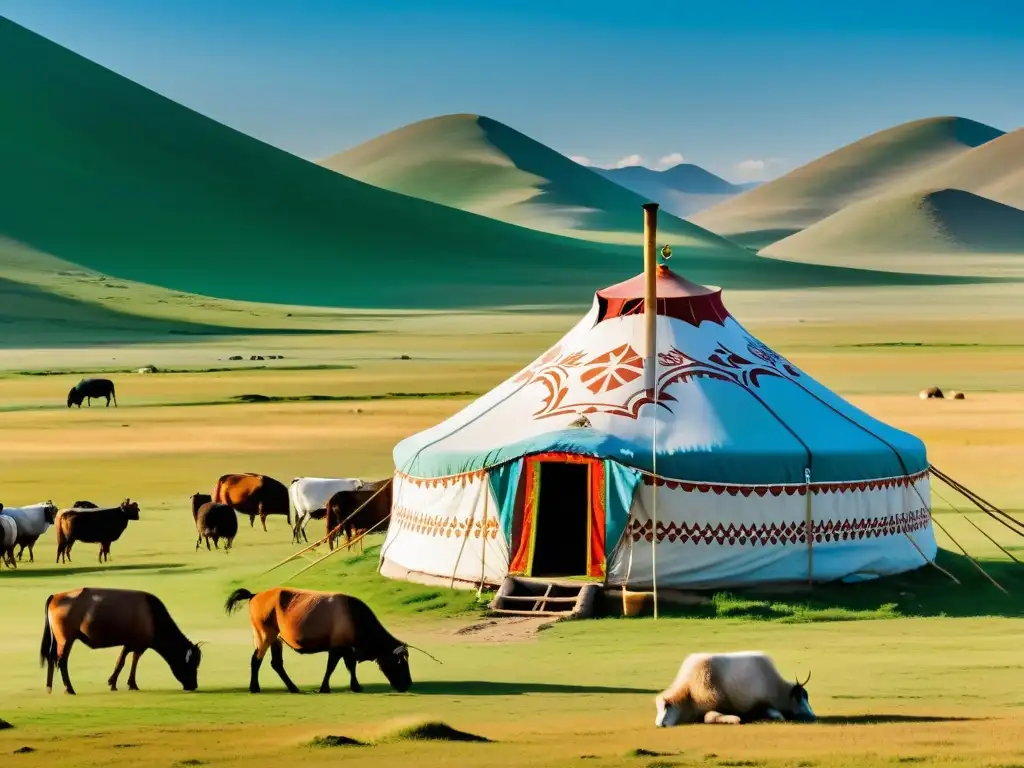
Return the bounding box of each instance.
[451,616,558,643]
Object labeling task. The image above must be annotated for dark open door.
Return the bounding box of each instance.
[509,453,607,579]
[531,462,590,576]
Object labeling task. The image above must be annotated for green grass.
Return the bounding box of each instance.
[1,288,1023,768]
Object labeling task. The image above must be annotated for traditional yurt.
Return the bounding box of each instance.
[379,207,937,591]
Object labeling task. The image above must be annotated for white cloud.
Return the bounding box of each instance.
[655,152,685,169]
[614,154,645,168]
[569,155,593,166]
[734,157,785,180]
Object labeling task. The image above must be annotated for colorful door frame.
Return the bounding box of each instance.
[508,452,607,579]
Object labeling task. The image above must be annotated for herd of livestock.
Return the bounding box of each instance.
[0,473,393,568]
[38,579,816,728]
[4,428,819,726]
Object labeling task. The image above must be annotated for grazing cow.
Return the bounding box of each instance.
[655,651,815,727]
[56,500,140,564]
[73,501,98,508]
[289,477,364,543]
[224,587,412,694]
[0,514,17,568]
[325,479,392,551]
[67,378,117,408]
[190,493,238,551]
[212,473,290,532]
[40,587,202,694]
[3,501,60,562]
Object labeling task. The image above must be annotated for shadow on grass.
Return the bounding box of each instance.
[0,562,198,579]
[815,714,981,725]
[653,550,1024,622]
[197,681,651,696]
[388,680,652,696]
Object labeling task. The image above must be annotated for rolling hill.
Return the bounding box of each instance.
[595,164,745,217]
[0,19,989,322]
[318,114,750,257]
[762,188,1024,277]
[691,117,1005,250]
[886,128,1024,211]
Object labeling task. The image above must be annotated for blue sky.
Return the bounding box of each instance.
[3,0,1022,181]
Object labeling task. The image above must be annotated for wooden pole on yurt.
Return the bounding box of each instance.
[642,202,660,620]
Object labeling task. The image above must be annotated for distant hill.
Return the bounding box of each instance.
[762,188,1024,277]
[595,163,743,217]
[319,114,750,258]
[887,128,1024,211]
[691,117,1005,250]
[0,19,985,323]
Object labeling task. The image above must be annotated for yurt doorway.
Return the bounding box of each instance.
[510,454,607,579]
[533,462,589,576]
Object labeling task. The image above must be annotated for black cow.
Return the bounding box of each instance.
[191,493,238,551]
[56,500,140,563]
[67,378,117,408]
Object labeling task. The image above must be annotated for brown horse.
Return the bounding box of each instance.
[224,587,412,694]
[212,473,290,532]
[325,479,393,551]
[40,587,201,695]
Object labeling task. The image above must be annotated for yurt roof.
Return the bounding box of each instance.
[394,267,927,485]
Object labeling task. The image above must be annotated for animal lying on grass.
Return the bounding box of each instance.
[40,587,202,695]
[225,587,428,694]
[655,651,815,727]
[190,493,238,551]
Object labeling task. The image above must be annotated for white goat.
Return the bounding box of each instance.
[655,651,815,727]
[2,501,59,562]
[289,477,363,543]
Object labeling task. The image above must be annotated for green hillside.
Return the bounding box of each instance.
[762,188,1024,277]
[319,114,751,256]
[691,116,1005,250]
[0,237,373,345]
[0,20,989,316]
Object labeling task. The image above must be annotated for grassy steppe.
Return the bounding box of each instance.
[1,307,1022,768]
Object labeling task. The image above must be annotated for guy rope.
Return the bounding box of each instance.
[260,478,393,576]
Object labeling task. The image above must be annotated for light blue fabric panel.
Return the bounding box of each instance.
[754,376,928,480]
[486,459,523,545]
[605,461,641,555]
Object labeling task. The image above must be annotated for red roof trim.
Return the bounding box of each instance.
[595,266,730,326]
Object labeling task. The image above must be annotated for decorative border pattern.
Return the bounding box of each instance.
[397,469,488,488]
[642,468,929,496]
[396,467,929,496]
[626,507,931,546]
[391,504,500,540]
